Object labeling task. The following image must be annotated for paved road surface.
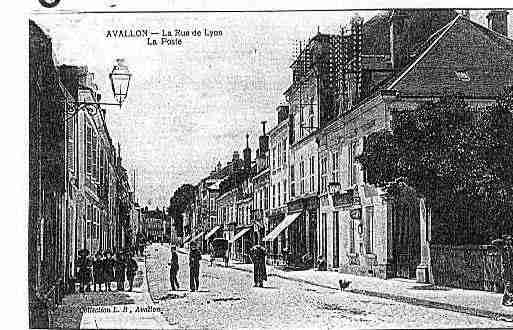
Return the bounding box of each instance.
[145,244,511,329]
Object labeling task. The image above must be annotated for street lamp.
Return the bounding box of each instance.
[66,59,132,116]
[109,59,132,107]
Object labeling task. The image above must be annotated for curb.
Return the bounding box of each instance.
[178,248,513,322]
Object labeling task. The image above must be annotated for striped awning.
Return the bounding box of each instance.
[191,231,204,242]
[263,212,301,242]
[229,228,252,244]
[205,225,221,240]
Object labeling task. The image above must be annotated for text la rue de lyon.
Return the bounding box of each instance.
[105,28,223,46]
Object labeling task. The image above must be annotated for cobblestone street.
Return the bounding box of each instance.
[145,244,511,329]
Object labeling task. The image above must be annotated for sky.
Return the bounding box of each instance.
[30,6,513,208]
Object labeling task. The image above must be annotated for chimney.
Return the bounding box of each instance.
[259,121,269,153]
[487,10,509,37]
[232,151,240,172]
[351,14,364,103]
[390,10,410,71]
[243,133,252,170]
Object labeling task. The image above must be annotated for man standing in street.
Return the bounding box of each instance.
[189,242,202,292]
[168,245,180,291]
[126,253,138,292]
[114,252,126,291]
[250,244,267,287]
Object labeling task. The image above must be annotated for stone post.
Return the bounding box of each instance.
[416,197,431,283]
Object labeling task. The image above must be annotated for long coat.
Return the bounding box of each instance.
[103,257,115,282]
[250,245,267,283]
[93,258,104,283]
[77,256,92,283]
[169,251,179,271]
[189,249,202,271]
[126,258,138,279]
[114,259,126,281]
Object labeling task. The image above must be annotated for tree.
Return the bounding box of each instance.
[357,87,513,245]
[167,184,196,237]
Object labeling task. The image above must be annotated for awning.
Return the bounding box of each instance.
[183,235,191,243]
[205,225,221,240]
[229,228,252,244]
[263,212,302,242]
[191,232,204,242]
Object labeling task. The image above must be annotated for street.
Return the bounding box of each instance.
[145,244,511,329]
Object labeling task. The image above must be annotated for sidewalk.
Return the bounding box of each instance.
[50,256,173,329]
[178,247,513,322]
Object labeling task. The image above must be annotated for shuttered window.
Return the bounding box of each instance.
[86,123,92,175]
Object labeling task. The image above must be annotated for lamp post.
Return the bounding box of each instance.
[66,59,132,116]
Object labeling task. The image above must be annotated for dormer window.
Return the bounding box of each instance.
[455,71,470,82]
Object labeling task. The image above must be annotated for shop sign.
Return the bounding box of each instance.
[350,208,362,220]
[333,189,354,207]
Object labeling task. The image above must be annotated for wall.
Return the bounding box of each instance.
[431,244,502,291]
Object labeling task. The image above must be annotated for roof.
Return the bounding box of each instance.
[387,15,513,98]
[207,180,222,190]
[361,9,458,56]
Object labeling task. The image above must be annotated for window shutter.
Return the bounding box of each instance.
[86,124,92,175]
[92,132,97,179]
[66,118,74,173]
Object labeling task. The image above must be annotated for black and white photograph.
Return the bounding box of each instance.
[26,1,513,328]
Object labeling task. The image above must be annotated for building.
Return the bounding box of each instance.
[29,20,132,327]
[251,123,270,245]
[263,105,291,265]
[270,31,343,269]
[141,207,166,242]
[317,10,513,284]
[29,20,68,327]
[232,135,254,262]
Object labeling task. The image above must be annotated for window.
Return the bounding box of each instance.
[321,213,327,259]
[349,219,355,253]
[309,156,315,192]
[299,105,304,137]
[290,165,296,198]
[300,160,305,195]
[86,204,92,239]
[348,140,359,186]
[283,179,287,203]
[277,143,281,168]
[264,187,269,210]
[92,131,98,180]
[308,97,314,131]
[86,123,93,175]
[282,138,287,166]
[333,211,340,267]
[272,147,276,170]
[272,184,276,208]
[277,183,281,207]
[99,148,105,186]
[331,151,339,184]
[321,157,328,193]
[365,206,374,253]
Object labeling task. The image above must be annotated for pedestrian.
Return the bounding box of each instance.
[189,242,202,292]
[493,235,513,306]
[126,253,138,291]
[168,245,180,291]
[103,251,114,292]
[93,251,104,292]
[317,255,327,271]
[114,252,126,291]
[250,244,267,287]
[77,249,92,293]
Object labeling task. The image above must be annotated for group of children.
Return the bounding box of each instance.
[76,251,139,293]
